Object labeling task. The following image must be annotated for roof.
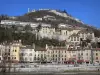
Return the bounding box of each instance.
[34,46,46,51]
[57,28,73,31]
[69,33,79,37]
[78,29,93,34]
[47,46,67,50]
[20,45,34,49]
[93,48,100,51]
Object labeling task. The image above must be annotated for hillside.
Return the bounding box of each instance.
[0,9,100,37]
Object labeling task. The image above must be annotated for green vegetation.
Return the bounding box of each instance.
[0,24,65,47]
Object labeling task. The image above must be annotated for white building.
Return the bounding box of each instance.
[1,20,39,28]
[20,46,35,63]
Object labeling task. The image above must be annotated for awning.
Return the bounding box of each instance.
[77,60,84,63]
[85,60,89,62]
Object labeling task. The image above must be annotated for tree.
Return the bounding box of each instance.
[24,25,32,31]
[36,23,42,32]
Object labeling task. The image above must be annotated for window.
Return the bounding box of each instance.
[81,53,83,55]
[53,51,54,53]
[30,58,32,61]
[25,57,27,61]
[14,57,16,59]
[65,51,66,53]
[77,37,79,41]
[5,53,7,55]
[62,55,63,57]
[65,55,66,57]
[96,53,98,56]
[29,53,32,56]
[56,58,57,61]
[34,57,36,60]
[8,57,10,60]
[48,51,50,54]
[65,58,66,61]
[56,51,57,53]
[53,55,54,57]
[8,53,10,55]
[71,37,73,41]
[96,57,98,60]
[74,37,76,41]
[59,51,60,53]
[86,53,88,56]
[9,49,10,52]
[15,50,17,52]
[56,55,57,57]
[62,58,63,61]
[21,53,23,56]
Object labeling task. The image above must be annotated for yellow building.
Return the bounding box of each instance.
[10,40,22,63]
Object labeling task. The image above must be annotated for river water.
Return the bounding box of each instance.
[0,72,100,75]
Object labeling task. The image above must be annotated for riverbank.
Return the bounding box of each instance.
[0,71,100,75]
[1,64,100,73]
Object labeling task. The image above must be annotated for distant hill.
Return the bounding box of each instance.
[0,9,100,37]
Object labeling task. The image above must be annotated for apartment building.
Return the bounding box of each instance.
[20,46,35,63]
[93,48,100,63]
[10,40,22,63]
[45,44,95,64]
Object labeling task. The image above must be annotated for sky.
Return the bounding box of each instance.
[0,0,100,28]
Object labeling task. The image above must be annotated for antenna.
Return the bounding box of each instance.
[28,8,30,12]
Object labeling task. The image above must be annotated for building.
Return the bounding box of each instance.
[93,48,100,63]
[0,20,39,28]
[46,44,94,64]
[10,41,21,63]
[0,45,5,63]
[38,24,55,39]
[20,46,35,63]
[34,46,47,62]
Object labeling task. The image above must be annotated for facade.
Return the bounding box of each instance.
[20,46,35,63]
[93,48,100,63]
[1,20,39,28]
[0,45,5,63]
[46,45,96,64]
